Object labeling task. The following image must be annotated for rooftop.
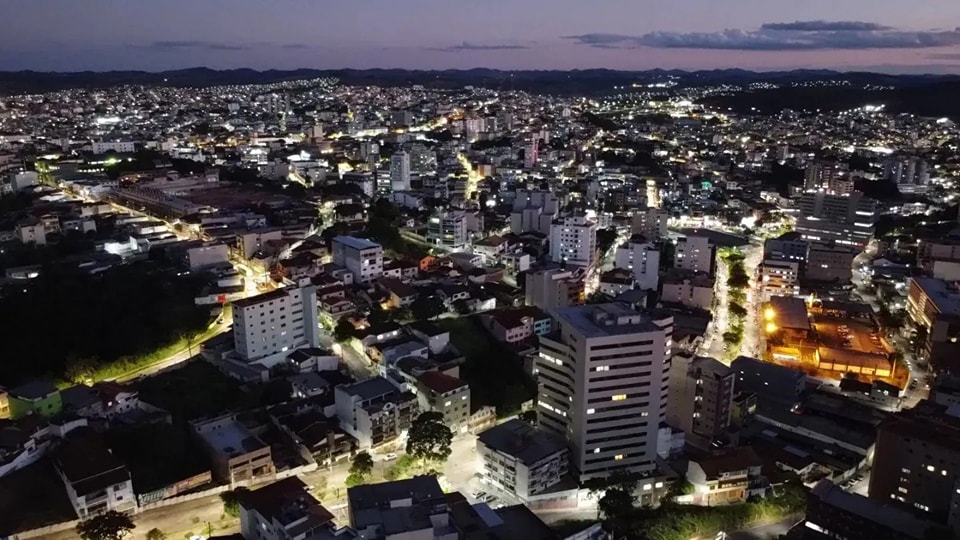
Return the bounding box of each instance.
[232,287,289,309]
[417,371,467,395]
[240,477,335,529]
[810,479,934,539]
[339,376,400,402]
[197,419,268,457]
[10,380,58,400]
[477,419,568,466]
[334,236,381,251]
[767,295,810,331]
[347,476,445,513]
[553,303,667,338]
[690,446,762,480]
[912,277,960,316]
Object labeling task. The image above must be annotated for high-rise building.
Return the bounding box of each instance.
[795,192,877,249]
[804,161,849,192]
[511,190,560,235]
[535,303,672,480]
[885,157,930,187]
[758,259,800,300]
[427,210,468,250]
[631,208,670,240]
[389,151,411,192]
[524,138,539,169]
[869,400,960,528]
[674,235,713,274]
[614,235,661,291]
[666,353,734,449]
[525,267,585,311]
[232,285,319,366]
[906,277,960,371]
[332,236,384,283]
[549,216,597,269]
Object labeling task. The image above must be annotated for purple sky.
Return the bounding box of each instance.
[4,0,960,73]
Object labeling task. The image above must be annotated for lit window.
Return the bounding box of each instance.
[587,408,595,414]
[594,448,600,454]
[643,484,652,491]
[611,394,627,401]
[927,465,936,472]
[614,454,623,461]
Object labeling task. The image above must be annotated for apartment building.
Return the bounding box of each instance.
[660,270,714,310]
[524,267,585,311]
[614,235,661,291]
[805,242,857,282]
[416,371,471,434]
[684,447,766,506]
[334,377,417,449]
[795,192,878,249]
[476,419,570,501]
[536,303,672,480]
[869,400,960,526]
[332,236,384,283]
[549,216,598,269]
[232,285,319,366]
[906,277,960,371]
[759,259,800,300]
[631,208,670,241]
[666,354,734,449]
[427,210,469,251]
[389,151,411,192]
[239,478,355,540]
[674,235,713,274]
[193,414,274,485]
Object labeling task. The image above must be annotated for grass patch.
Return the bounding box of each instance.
[137,361,252,420]
[437,316,535,417]
[106,423,211,493]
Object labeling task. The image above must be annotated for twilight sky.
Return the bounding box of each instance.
[3,0,960,73]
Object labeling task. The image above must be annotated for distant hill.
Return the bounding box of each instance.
[2,67,960,117]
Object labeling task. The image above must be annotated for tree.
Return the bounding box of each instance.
[350,451,374,479]
[598,488,634,519]
[411,295,445,321]
[334,319,357,342]
[728,303,748,319]
[406,411,453,463]
[518,410,538,424]
[220,487,250,518]
[75,511,135,540]
[145,529,166,540]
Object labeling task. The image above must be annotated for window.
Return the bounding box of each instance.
[614,454,623,461]
[611,394,626,401]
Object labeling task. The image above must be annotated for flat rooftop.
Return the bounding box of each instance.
[477,419,568,466]
[334,236,381,251]
[912,277,960,316]
[198,420,267,457]
[768,296,810,331]
[553,303,666,338]
[810,479,933,539]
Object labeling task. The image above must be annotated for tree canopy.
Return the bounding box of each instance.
[406,411,453,463]
[220,487,250,518]
[75,511,135,540]
[346,450,375,487]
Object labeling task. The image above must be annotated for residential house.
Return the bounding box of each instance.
[7,381,62,420]
[239,478,357,540]
[192,414,275,485]
[476,419,569,502]
[334,377,417,450]
[55,428,137,519]
[684,447,767,506]
[416,372,471,434]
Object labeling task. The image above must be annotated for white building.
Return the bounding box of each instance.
[661,272,714,310]
[232,285,320,366]
[92,141,136,154]
[332,236,383,283]
[55,429,137,519]
[476,419,569,502]
[389,151,411,192]
[675,236,713,274]
[614,236,661,291]
[334,377,417,449]
[185,243,230,271]
[536,303,672,481]
[427,211,468,250]
[15,220,46,245]
[240,478,356,540]
[549,216,597,268]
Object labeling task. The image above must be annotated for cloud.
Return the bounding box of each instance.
[425,41,531,52]
[146,40,247,51]
[565,23,960,51]
[926,52,960,60]
[279,43,309,50]
[760,21,892,32]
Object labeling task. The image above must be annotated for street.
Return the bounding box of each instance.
[727,517,801,540]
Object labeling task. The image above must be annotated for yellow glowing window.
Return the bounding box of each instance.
[614,454,624,461]
[611,394,627,401]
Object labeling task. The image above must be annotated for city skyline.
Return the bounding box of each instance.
[4,0,960,73]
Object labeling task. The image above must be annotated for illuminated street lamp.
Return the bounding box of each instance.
[764,308,775,321]
[765,322,777,334]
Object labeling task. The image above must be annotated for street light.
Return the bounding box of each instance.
[765,322,777,334]
[764,308,775,321]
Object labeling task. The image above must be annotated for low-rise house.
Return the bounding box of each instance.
[381,278,418,309]
[61,385,104,417]
[476,419,569,502]
[8,381,62,419]
[405,321,451,355]
[288,372,331,399]
[192,414,275,485]
[683,447,767,506]
[287,348,340,373]
[275,412,357,466]
[416,372,471,434]
[55,428,137,518]
[599,268,634,297]
[660,270,714,310]
[347,476,450,539]
[334,377,417,450]
[92,381,140,418]
[239,477,356,540]
[483,307,552,344]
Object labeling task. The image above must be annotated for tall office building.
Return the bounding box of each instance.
[549,216,598,269]
[232,285,319,366]
[804,161,849,192]
[536,303,673,480]
[614,235,661,291]
[794,192,877,249]
[389,151,411,192]
[665,353,734,449]
[674,235,713,274]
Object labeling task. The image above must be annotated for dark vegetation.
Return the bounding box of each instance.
[0,263,211,384]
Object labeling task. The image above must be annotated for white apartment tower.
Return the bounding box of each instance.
[631,208,670,240]
[674,236,713,274]
[614,236,661,291]
[389,151,411,192]
[536,304,673,480]
[232,285,319,366]
[427,210,468,251]
[550,216,598,269]
[332,236,384,283]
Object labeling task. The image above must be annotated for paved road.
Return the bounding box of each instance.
[728,517,800,539]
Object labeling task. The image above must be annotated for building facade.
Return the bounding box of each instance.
[476,419,570,501]
[674,235,713,274]
[666,354,734,449]
[232,285,319,365]
[536,304,672,480]
[549,216,597,269]
[332,236,384,283]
